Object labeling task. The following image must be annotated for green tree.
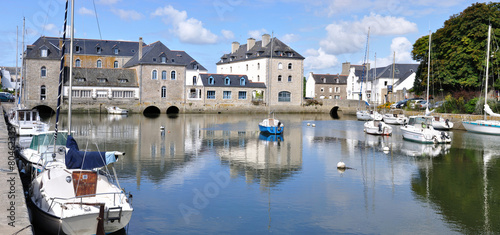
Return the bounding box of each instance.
[411,2,500,94]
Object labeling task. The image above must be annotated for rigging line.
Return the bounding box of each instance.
[92,0,103,39]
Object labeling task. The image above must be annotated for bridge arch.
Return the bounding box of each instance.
[33,105,55,118]
[329,106,340,119]
[166,106,179,115]
[143,106,161,118]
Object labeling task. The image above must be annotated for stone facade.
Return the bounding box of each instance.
[306,72,347,100]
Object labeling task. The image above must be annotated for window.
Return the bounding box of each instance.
[81,90,91,97]
[152,70,158,80]
[40,85,46,100]
[96,46,102,54]
[329,88,333,93]
[238,91,247,100]
[384,81,388,86]
[257,75,260,82]
[288,75,292,82]
[76,78,86,82]
[225,77,230,85]
[41,66,47,77]
[322,78,326,83]
[96,90,107,98]
[193,76,197,84]
[335,87,340,93]
[240,77,245,86]
[161,56,166,63]
[223,91,231,99]
[41,49,47,57]
[162,70,167,80]
[335,95,340,99]
[193,64,198,69]
[171,71,176,80]
[118,79,128,83]
[257,63,260,70]
[278,91,291,102]
[112,91,123,98]
[124,91,134,98]
[278,75,282,82]
[75,46,81,53]
[288,63,292,69]
[278,62,283,70]
[161,86,166,98]
[97,60,102,68]
[208,76,214,85]
[97,78,107,83]
[246,64,248,71]
[207,90,215,99]
[230,67,232,73]
[114,48,119,55]
[114,61,118,68]
[75,59,81,67]
[171,59,175,63]
[152,58,157,62]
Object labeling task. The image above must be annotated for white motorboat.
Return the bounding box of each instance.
[357,110,383,121]
[462,25,500,135]
[364,120,392,136]
[382,110,408,125]
[401,116,451,144]
[107,106,128,115]
[17,131,69,172]
[7,108,49,136]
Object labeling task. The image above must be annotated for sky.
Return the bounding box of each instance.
[0,0,488,76]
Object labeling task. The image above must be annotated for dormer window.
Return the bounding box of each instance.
[193,64,198,69]
[161,56,166,63]
[208,76,214,85]
[171,59,175,63]
[40,48,48,57]
[76,78,86,82]
[118,79,128,83]
[240,77,245,86]
[287,52,293,57]
[152,58,157,62]
[225,77,230,85]
[96,46,102,54]
[114,48,119,55]
[322,77,326,83]
[75,46,81,53]
[97,78,107,83]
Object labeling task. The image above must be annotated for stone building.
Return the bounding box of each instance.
[305,72,347,100]
[216,34,304,106]
[197,74,266,105]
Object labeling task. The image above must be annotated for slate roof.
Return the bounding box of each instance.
[64,67,137,87]
[123,41,206,70]
[216,37,304,65]
[312,74,347,84]
[366,63,419,82]
[199,74,266,88]
[25,36,143,60]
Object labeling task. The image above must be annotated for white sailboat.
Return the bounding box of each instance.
[401,30,451,144]
[356,28,382,121]
[28,1,133,234]
[462,25,500,135]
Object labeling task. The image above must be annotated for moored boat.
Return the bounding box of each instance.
[259,117,284,134]
[401,115,451,144]
[107,106,128,115]
[364,120,392,136]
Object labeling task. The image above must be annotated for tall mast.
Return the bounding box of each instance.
[484,25,491,120]
[15,26,18,101]
[373,53,377,105]
[359,27,370,103]
[68,0,74,133]
[267,32,273,109]
[392,51,395,103]
[426,31,431,109]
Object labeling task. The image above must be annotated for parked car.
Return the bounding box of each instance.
[392,97,423,109]
[411,100,428,109]
[0,93,14,102]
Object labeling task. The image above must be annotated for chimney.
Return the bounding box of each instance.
[262,34,270,47]
[138,37,143,60]
[341,62,351,75]
[247,38,255,51]
[231,41,240,53]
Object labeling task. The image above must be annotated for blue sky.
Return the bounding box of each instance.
[0,0,487,76]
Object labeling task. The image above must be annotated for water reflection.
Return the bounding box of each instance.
[38,113,500,234]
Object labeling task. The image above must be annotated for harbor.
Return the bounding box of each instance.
[2,105,500,234]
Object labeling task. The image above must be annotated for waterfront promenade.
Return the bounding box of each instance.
[0,105,32,235]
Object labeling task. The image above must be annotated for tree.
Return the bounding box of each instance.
[411,2,500,95]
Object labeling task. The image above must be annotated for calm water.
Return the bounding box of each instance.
[32,113,500,234]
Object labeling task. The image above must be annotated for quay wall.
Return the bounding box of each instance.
[0,105,33,235]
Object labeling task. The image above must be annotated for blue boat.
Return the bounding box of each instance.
[259,117,284,134]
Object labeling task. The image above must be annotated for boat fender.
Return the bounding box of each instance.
[422,123,427,128]
[432,136,438,144]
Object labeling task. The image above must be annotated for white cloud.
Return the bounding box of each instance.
[281,33,299,44]
[221,30,234,40]
[41,23,59,36]
[319,13,417,55]
[151,5,218,44]
[248,29,267,39]
[111,9,144,21]
[304,48,339,70]
[373,37,415,67]
[78,7,94,16]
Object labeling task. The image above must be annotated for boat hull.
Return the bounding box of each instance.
[259,125,284,134]
[364,121,392,136]
[432,118,454,130]
[463,120,500,135]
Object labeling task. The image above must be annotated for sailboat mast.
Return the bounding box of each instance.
[392,51,395,103]
[374,53,377,105]
[359,27,370,102]
[68,0,74,134]
[484,25,491,120]
[15,26,18,101]
[427,31,431,107]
